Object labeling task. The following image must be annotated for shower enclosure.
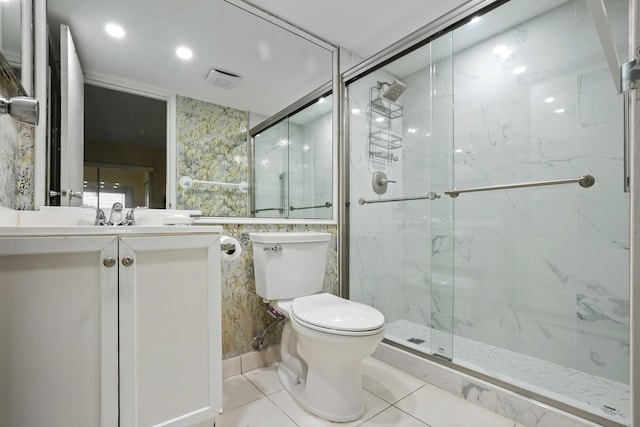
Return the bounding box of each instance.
[347,0,630,425]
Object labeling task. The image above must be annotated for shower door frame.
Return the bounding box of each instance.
[628,0,639,425]
[338,0,639,426]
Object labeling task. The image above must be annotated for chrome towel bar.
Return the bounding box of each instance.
[290,202,332,211]
[444,175,595,198]
[252,207,284,214]
[358,192,440,205]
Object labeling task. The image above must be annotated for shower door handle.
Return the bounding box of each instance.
[624,92,630,193]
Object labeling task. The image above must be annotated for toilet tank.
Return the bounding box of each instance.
[250,232,330,300]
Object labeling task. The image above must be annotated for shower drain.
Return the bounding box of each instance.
[407,337,425,344]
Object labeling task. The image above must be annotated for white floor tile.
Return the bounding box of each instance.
[215,397,297,427]
[395,384,515,427]
[269,389,390,427]
[357,406,430,427]
[222,374,264,411]
[362,357,426,404]
[244,363,283,395]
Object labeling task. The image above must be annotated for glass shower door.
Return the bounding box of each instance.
[347,33,455,361]
[447,0,630,423]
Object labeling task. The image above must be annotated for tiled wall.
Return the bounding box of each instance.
[176,95,249,216]
[219,223,338,358]
[0,74,34,210]
[348,0,629,386]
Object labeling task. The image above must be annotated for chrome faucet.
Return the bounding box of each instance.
[107,202,124,225]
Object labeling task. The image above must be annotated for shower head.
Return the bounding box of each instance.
[377,80,407,102]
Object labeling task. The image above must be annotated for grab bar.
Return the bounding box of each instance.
[290,202,332,211]
[358,192,440,205]
[179,175,248,192]
[444,175,595,198]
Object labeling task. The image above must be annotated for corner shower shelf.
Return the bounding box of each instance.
[371,97,403,119]
[368,86,403,162]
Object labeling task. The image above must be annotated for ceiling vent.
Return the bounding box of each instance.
[206,69,242,89]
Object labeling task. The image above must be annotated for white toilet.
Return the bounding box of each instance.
[250,232,385,422]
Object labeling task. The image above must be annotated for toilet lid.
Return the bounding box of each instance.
[292,293,385,332]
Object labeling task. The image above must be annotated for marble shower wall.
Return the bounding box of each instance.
[0,73,34,210]
[219,223,337,358]
[176,95,249,216]
[446,0,630,384]
[348,69,406,324]
[288,113,332,220]
[349,0,629,386]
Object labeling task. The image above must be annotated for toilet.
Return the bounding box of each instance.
[250,232,385,422]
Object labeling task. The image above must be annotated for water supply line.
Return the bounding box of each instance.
[252,307,285,350]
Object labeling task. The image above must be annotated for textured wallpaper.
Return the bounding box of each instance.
[0,74,33,210]
[219,223,338,358]
[176,96,249,216]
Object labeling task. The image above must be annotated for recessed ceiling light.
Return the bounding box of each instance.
[105,23,125,39]
[555,108,565,114]
[545,97,555,103]
[512,66,527,75]
[176,46,193,60]
[375,117,384,123]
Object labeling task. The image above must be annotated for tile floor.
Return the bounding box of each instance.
[215,357,526,427]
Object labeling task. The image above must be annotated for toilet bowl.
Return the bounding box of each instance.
[250,232,385,422]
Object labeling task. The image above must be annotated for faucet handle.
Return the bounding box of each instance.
[124,208,136,226]
[94,208,106,226]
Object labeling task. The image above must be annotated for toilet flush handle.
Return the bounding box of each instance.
[264,244,282,253]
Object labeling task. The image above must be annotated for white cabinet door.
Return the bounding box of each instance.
[119,234,222,427]
[0,235,119,427]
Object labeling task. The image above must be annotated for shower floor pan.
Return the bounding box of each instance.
[385,319,630,426]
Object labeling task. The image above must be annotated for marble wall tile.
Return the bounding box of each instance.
[576,294,630,360]
[349,0,629,405]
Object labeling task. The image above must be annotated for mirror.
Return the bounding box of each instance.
[0,0,29,94]
[0,0,21,74]
[252,93,333,219]
[45,0,334,218]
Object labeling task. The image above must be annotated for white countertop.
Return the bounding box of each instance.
[0,225,224,237]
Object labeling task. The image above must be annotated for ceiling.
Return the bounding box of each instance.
[47,0,474,118]
[247,0,471,59]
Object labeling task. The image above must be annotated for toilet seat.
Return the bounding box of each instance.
[291,293,385,336]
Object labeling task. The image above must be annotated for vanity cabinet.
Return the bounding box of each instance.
[0,228,222,427]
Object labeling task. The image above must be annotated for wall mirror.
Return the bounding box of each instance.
[0,0,30,95]
[251,91,333,219]
[45,0,335,219]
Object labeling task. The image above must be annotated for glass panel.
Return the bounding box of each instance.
[288,95,333,219]
[253,121,289,218]
[347,0,630,423]
[348,33,455,360]
[448,0,629,423]
[251,94,333,219]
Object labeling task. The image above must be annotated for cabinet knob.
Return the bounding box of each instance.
[121,256,134,267]
[103,257,116,268]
